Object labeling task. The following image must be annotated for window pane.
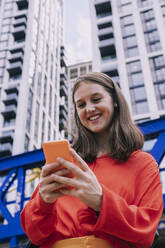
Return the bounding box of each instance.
[136,101,149,114]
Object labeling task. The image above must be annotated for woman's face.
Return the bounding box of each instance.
[74,81,114,137]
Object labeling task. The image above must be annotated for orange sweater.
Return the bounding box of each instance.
[21,150,163,248]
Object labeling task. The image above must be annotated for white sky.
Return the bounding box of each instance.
[63,0,92,65]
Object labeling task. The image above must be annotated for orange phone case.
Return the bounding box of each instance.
[42,139,74,178]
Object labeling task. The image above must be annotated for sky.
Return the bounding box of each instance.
[63,0,92,65]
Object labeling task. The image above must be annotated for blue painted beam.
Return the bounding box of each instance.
[138,116,165,136]
[150,132,165,164]
[0,149,45,171]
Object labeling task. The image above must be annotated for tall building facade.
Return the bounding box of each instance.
[89,0,165,123]
[67,61,92,140]
[0,0,67,158]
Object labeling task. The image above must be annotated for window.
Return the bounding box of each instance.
[131,86,147,101]
[120,15,133,26]
[43,75,47,107]
[70,68,78,79]
[120,2,132,14]
[80,66,86,75]
[153,55,165,68]
[135,101,149,114]
[131,73,144,86]
[122,24,135,37]
[34,102,40,143]
[37,69,42,97]
[24,135,29,151]
[127,60,141,73]
[41,112,45,143]
[126,46,139,57]
[124,35,137,47]
[49,84,52,117]
[3,117,15,127]
[26,90,33,133]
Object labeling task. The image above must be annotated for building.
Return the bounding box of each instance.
[89,0,165,123]
[0,0,68,158]
[67,61,92,139]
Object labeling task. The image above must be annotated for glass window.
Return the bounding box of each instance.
[80,66,86,75]
[158,83,165,96]
[156,68,165,81]
[126,47,139,58]
[41,112,45,143]
[120,3,132,13]
[70,68,78,79]
[125,35,137,47]
[128,60,141,73]
[153,55,165,68]
[131,87,147,101]
[136,101,149,114]
[43,75,47,107]
[123,24,135,36]
[143,9,154,21]
[131,73,144,86]
[24,135,29,151]
[34,102,40,143]
[120,15,133,26]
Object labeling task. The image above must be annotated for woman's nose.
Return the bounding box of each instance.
[86,103,95,112]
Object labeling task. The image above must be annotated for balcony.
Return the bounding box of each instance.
[60,84,68,98]
[95,1,112,18]
[3,93,18,106]
[7,61,22,77]
[13,16,27,28]
[1,105,17,119]
[5,86,19,95]
[60,46,67,67]
[100,44,116,59]
[16,0,28,10]
[60,105,68,121]
[98,27,113,36]
[0,143,12,157]
[0,131,14,143]
[60,73,67,85]
[12,25,26,41]
[8,52,24,63]
[59,118,66,131]
[99,38,115,48]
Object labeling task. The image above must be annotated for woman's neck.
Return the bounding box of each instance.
[95,133,110,157]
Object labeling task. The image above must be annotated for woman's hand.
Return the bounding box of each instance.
[53,149,102,211]
[39,162,70,203]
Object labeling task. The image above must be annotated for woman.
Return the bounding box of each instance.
[21,72,163,248]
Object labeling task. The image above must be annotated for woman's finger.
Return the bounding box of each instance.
[53,173,83,189]
[40,168,70,186]
[41,161,61,177]
[70,148,89,172]
[56,157,87,179]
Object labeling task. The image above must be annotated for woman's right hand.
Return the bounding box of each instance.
[39,161,70,204]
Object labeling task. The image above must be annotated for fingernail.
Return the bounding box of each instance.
[57,157,63,162]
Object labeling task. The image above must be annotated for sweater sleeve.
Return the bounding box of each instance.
[93,157,163,248]
[20,185,57,245]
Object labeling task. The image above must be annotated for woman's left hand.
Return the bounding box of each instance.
[53,148,102,211]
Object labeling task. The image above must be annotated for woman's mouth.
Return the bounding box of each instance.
[88,114,101,121]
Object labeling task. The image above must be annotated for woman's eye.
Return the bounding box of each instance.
[77,103,85,108]
[93,98,101,102]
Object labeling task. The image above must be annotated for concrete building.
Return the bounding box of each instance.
[67,61,92,139]
[0,0,68,158]
[89,0,165,123]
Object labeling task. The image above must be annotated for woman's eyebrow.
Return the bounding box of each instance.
[75,93,102,104]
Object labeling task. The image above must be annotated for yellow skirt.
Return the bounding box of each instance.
[50,235,112,248]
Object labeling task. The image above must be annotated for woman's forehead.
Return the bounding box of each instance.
[74,81,109,102]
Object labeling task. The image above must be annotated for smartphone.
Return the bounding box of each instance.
[42,139,74,178]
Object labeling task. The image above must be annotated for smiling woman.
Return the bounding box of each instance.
[21,73,163,248]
